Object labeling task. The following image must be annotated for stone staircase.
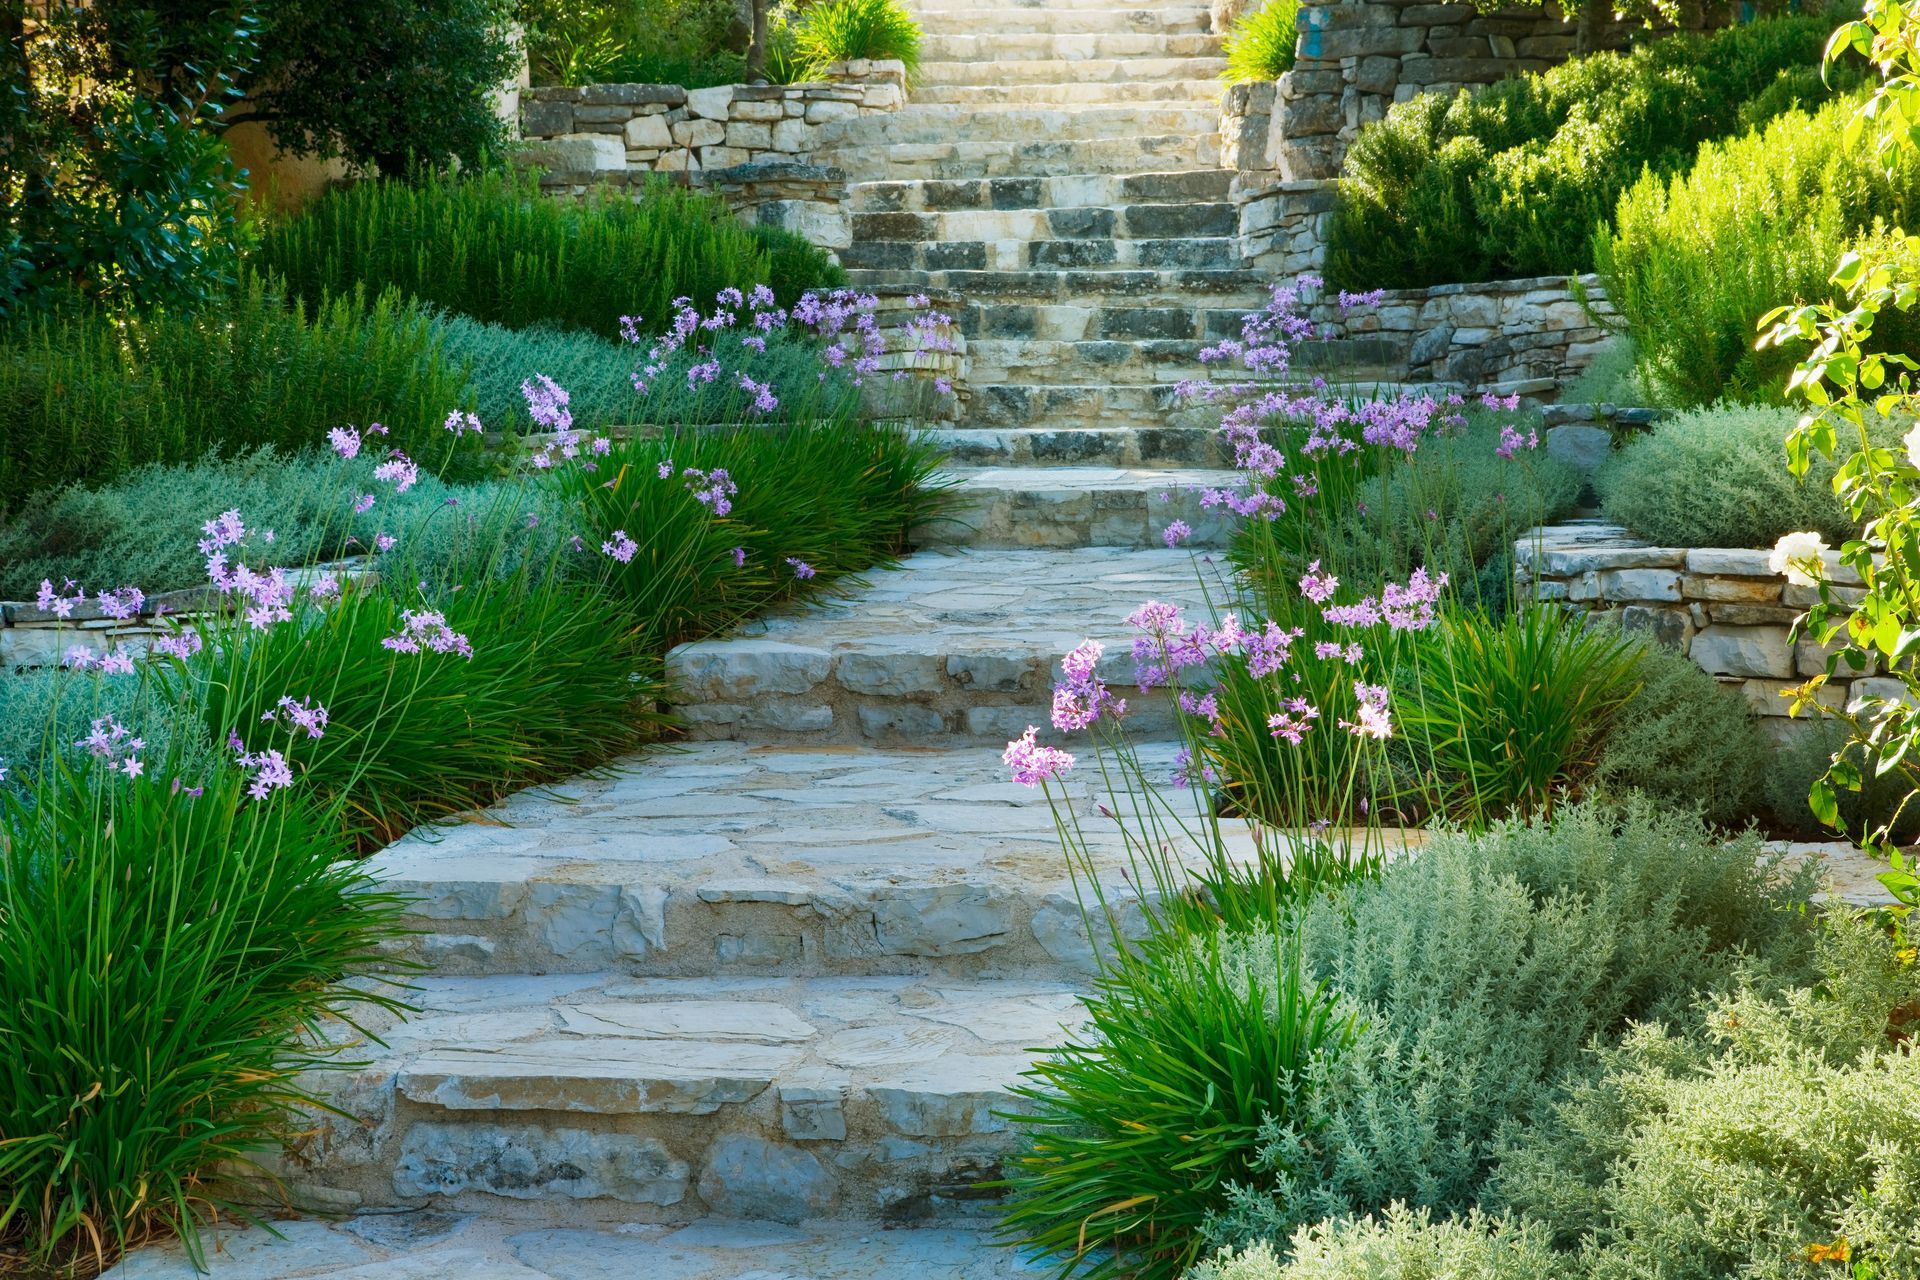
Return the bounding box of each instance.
[218,3,1287,1275]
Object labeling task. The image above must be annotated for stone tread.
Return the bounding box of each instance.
[665,547,1216,743]
[282,971,1086,1223]
[105,1216,1040,1278]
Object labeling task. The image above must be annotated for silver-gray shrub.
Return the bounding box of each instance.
[1189,1207,1562,1280]
[1493,912,1920,1280]
[1207,801,1820,1252]
[1594,402,1902,549]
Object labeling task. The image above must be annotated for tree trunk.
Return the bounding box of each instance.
[746,0,769,83]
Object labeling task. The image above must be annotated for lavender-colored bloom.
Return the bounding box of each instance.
[1298,560,1338,604]
[1003,726,1075,787]
[381,609,473,659]
[602,530,639,563]
[373,454,420,494]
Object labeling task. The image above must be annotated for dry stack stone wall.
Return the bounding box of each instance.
[1518,522,1868,732]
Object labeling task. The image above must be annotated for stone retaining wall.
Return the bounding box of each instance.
[519,62,904,177]
[1298,273,1616,396]
[1516,522,1870,730]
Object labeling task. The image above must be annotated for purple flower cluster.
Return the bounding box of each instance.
[1051,639,1127,733]
[381,609,473,659]
[1003,725,1074,787]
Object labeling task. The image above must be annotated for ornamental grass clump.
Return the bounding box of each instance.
[792,0,921,84]
[256,167,845,341]
[0,705,409,1275]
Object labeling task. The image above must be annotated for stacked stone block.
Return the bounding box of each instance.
[1517,522,1872,728]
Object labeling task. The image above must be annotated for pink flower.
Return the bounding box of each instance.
[381,609,473,659]
[373,454,420,494]
[602,530,639,563]
[1003,726,1075,787]
[1298,561,1338,604]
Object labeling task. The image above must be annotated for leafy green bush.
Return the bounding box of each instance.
[1001,930,1356,1280]
[1192,1208,1562,1280]
[793,0,922,83]
[255,167,845,341]
[1209,801,1819,1253]
[1223,0,1299,83]
[1597,97,1920,405]
[0,279,475,513]
[1591,640,1768,826]
[1327,15,1858,289]
[1399,604,1646,826]
[1494,914,1920,1279]
[523,0,748,89]
[1594,402,1897,546]
[0,745,406,1273]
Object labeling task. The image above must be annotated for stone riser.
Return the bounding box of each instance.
[816,133,1220,181]
[816,104,1219,148]
[853,201,1239,244]
[921,425,1234,469]
[913,6,1214,36]
[917,468,1235,549]
[919,32,1221,60]
[851,169,1234,212]
[916,56,1228,87]
[844,236,1238,274]
[282,973,1090,1227]
[913,79,1223,106]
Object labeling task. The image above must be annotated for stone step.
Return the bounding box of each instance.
[282,970,1090,1227]
[914,5,1214,35]
[815,132,1220,181]
[960,337,1220,384]
[815,103,1220,148]
[851,168,1234,212]
[916,55,1229,87]
[666,546,1206,746]
[368,738,1236,982]
[852,201,1239,244]
[842,235,1240,274]
[107,1216,1039,1279]
[848,266,1266,310]
[913,78,1223,106]
[919,31,1221,61]
[921,424,1233,469]
[921,466,1236,549]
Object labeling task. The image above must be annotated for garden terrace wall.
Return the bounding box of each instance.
[1293,273,1616,396]
[1229,1,1719,181]
[518,62,905,178]
[1516,522,1873,731]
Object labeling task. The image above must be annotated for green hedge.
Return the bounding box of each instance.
[1326,14,1857,289]
[1597,95,1920,405]
[256,167,846,340]
[0,279,475,515]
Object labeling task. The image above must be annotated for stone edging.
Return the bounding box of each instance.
[1516,521,1877,722]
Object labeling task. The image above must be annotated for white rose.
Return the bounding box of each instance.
[1769,530,1829,588]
